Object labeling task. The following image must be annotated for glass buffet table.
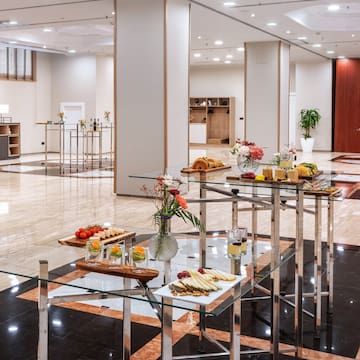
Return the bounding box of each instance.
[0,230,295,360]
[129,164,344,359]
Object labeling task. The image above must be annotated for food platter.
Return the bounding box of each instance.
[155,274,244,306]
[298,170,323,180]
[58,231,135,247]
[76,259,159,282]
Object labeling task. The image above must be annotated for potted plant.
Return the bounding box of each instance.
[299,108,321,152]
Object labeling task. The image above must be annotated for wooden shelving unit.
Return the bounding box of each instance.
[189,97,235,145]
[0,123,20,160]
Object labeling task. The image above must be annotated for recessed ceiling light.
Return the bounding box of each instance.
[193,53,201,58]
[328,4,340,11]
[8,21,18,25]
[286,30,291,34]
[312,43,322,48]
[224,1,236,5]
[338,55,346,59]
[43,27,53,32]
[224,60,232,64]
[42,45,47,49]
[251,13,255,17]
[68,49,76,53]
[213,57,220,62]
[326,50,335,54]
[197,35,202,40]
[8,41,17,44]
[226,54,233,59]
[112,11,115,15]
[351,34,355,38]
[237,47,244,52]
[214,40,223,45]
[267,22,277,27]
[297,36,307,40]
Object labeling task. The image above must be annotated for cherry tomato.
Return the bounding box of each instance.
[79,231,88,239]
[75,231,80,238]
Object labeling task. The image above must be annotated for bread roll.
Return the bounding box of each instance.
[192,158,208,170]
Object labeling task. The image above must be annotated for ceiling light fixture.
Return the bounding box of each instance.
[43,28,53,33]
[328,4,340,11]
[68,49,76,53]
[43,45,47,49]
[224,60,231,64]
[224,1,236,5]
[326,50,335,54]
[286,30,291,34]
[112,11,115,15]
[214,40,223,45]
[297,36,307,40]
[237,47,244,51]
[226,54,233,59]
[193,53,201,58]
[213,57,220,62]
[8,41,17,44]
[251,13,255,17]
[8,20,18,25]
[312,43,322,48]
[197,35,202,40]
[267,22,277,27]
[351,34,355,38]
[338,55,346,59]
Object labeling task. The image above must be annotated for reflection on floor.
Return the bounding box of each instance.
[1,240,358,360]
[0,159,114,178]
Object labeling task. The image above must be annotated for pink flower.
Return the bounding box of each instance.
[249,145,264,160]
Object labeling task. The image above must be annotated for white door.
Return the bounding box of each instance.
[59,102,85,155]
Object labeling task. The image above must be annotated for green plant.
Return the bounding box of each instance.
[299,109,321,139]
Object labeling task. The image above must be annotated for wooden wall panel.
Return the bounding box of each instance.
[334,59,360,152]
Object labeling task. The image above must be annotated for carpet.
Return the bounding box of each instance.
[331,155,360,165]
[0,159,114,178]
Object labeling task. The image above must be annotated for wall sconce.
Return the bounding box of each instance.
[0,104,9,122]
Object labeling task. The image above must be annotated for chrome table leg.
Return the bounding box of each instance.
[38,260,49,360]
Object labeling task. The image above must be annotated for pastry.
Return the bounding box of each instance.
[274,168,286,180]
[192,158,209,170]
[262,167,273,180]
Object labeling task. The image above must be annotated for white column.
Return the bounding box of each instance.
[115,0,189,195]
[245,41,290,160]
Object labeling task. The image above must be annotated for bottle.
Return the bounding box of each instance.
[93,118,97,131]
[89,118,93,130]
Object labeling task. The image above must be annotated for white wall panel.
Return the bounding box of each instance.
[295,61,332,151]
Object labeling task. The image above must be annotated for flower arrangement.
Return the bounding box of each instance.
[142,175,203,231]
[104,111,110,121]
[58,112,65,122]
[230,139,264,161]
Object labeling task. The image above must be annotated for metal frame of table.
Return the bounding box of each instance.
[194,172,303,358]
[36,122,114,174]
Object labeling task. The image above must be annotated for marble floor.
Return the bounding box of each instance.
[0,148,359,286]
[0,148,359,359]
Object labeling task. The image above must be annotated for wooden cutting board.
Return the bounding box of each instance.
[58,231,135,247]
[76,259,159,282]
[181,165,231,173]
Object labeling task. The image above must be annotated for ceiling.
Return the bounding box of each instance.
[0,0,358,64]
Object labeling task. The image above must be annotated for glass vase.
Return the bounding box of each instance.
[237,155,259,174]
[149,217,178,261]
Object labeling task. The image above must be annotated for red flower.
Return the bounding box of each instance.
[175,195,188,209]
[169,189,180,195]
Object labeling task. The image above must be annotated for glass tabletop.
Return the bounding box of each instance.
[0,231,295,317]
[129,164,345,201]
